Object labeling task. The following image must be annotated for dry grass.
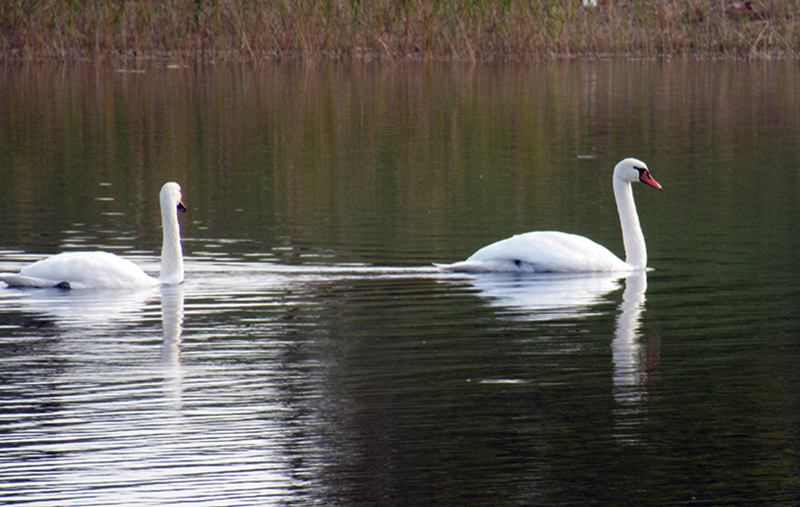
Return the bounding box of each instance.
[1,0,799,60]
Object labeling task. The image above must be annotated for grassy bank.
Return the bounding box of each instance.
[1,0,799,60]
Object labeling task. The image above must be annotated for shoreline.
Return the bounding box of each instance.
[2,0,798,61]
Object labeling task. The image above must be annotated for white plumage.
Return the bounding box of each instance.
[0,182,186,289]
[436,158,661,273]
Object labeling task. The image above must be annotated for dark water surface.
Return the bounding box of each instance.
[1,59,800,506]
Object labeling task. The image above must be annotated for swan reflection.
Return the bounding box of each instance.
[160,284,185,409]
[463,270,658,441]
[612,271,659,443]
[0,285,157,326]
[466,271,624,321]
[0,281,187,409]
[612,271,648,399]
[160,284,184,365]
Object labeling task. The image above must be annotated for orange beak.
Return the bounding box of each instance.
[640,170,662,190]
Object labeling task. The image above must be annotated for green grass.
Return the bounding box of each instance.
[1,0,799,60]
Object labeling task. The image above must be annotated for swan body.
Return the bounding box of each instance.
[436,158,661,273]
[0,182,186,289]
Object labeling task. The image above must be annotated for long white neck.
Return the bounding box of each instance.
[614,177,647,270]
[159,201,184,284]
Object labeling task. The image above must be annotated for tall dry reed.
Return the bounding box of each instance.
[1,0,798,60]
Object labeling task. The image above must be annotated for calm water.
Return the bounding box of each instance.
[1,59,800,506]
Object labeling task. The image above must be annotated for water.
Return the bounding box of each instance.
[1,59,800,506]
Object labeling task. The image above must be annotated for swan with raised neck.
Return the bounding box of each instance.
[0,182,187,289]
[436,158,661,273]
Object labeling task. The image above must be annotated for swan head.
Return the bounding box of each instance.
[160,182,187,213]
[614,158,662,190]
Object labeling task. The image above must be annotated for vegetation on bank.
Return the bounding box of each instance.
[1,0,798,60]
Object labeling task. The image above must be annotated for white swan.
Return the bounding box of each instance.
[0,182,186,289]
[436,158,661,273]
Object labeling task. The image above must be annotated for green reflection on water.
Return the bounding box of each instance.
[2,58,800,506]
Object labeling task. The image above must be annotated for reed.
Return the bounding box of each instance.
[1,0,799,60]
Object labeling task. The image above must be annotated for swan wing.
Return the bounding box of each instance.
[0,273,68,288]
[10,252,158,289]
[439,231,631,273]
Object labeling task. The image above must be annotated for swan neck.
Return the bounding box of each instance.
[614,177,647,270]
[160,203,184,284]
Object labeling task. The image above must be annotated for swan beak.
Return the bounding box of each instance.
[177,201,187,213]
[640,171,662,190]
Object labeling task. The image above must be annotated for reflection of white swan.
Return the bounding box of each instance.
[612,271,656,410]
[160,284,185,409]
[436,158,661,273]
[466,272,624,321]
[610,271,659,444]
[613,271,646,394]
[0,286,157,326]
[466,270,656,440]
[160,284,184,367]
[0,182,186,289]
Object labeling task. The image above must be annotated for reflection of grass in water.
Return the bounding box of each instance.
[0,0,797,60]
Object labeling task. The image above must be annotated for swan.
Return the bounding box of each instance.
[0,182,186,289]
[436,158,661,273]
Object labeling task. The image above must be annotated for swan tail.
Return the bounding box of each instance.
[435,260,537,273]
[433,261,484,273]
[0,274,68,289]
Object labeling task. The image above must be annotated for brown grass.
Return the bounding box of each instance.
[1,0,799,61]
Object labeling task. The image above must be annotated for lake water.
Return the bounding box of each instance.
[1,59,800,506]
